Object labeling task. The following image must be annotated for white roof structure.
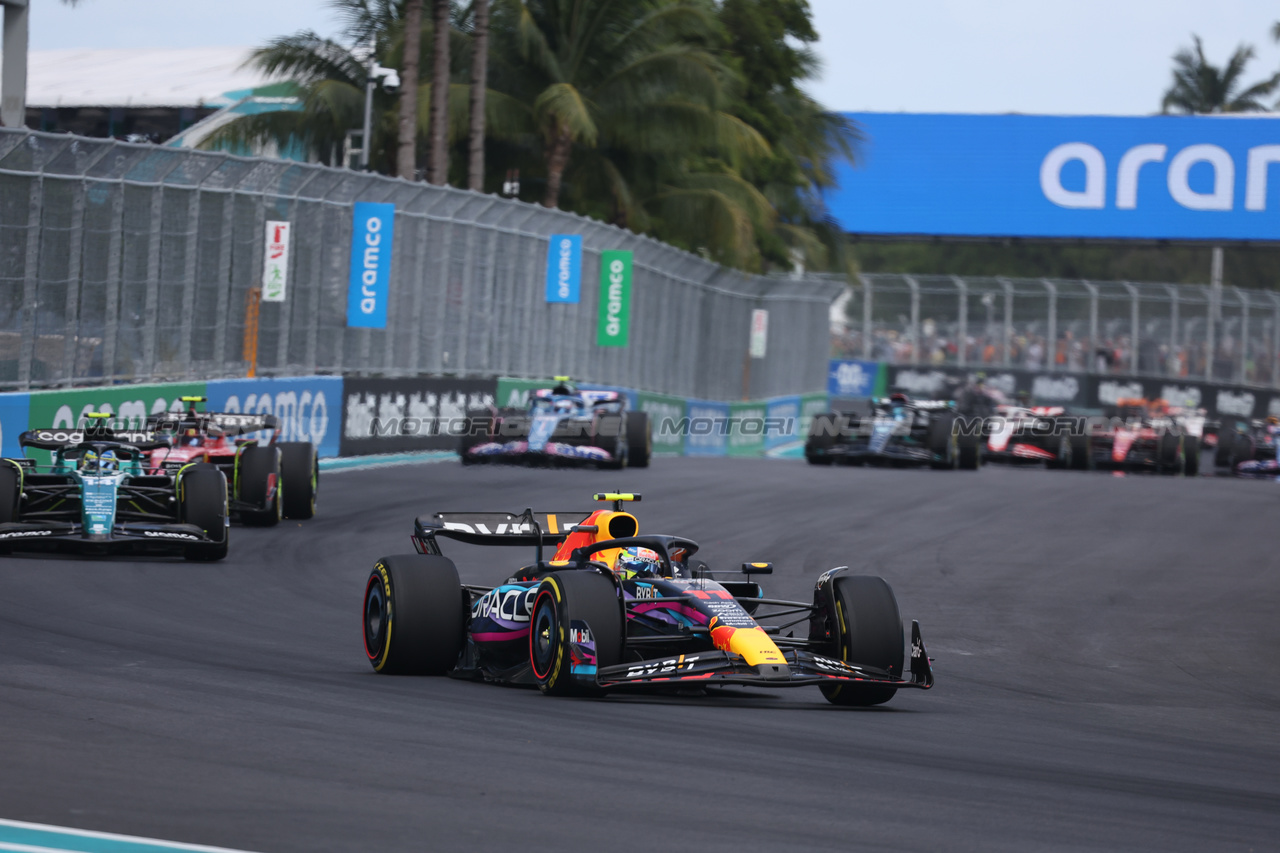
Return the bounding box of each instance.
[18,47,269,109]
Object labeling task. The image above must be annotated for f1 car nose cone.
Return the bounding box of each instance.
[757,663,791,680]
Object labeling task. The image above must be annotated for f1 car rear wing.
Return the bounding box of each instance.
[19,427,170,452]
[150,412,280,437]
[414,510,594,549]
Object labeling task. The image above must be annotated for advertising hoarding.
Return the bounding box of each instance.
[827,112,1280,241]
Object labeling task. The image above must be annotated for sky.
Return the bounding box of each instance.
[25,0,1280,117]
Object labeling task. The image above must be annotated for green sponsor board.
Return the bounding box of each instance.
[872,363,889,398]
[24,381,207,465]
[637,391,685,455]
[597,250,632,347]
[495,377,550,409]
[727,401,767,458]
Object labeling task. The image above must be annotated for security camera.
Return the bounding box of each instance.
[373,66,401,94]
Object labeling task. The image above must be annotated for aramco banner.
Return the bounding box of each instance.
[597,250,632,346]
[347,202,395,328]
[826,112,1280,241]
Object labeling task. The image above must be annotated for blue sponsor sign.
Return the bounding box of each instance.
[684,399,729,457]
[764,395,801,452]
[206,376,343,459]
[347,202,396,328]
[828,359,878,397]
[827,113,1280,240]
[545,234,582,303]
[0,392,30,458]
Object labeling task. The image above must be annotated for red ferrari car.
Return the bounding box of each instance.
[147,397,318,525]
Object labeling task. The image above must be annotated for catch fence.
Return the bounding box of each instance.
[833,273,1280,389]
[0,128,841,400]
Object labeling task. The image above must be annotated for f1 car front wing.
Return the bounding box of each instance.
[592,621,934,691]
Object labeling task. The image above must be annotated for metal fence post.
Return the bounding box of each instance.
[859,273,872,360]
[1042,279,1057,373]
[952,275,968,367]
[138,184,165,382]
[175,187,201,377]
[16,173,41,387]
[1083,280,1098,373]
[60,178,87,384]
[904,274,920,365]
[999,277,1013,368]
[1122,282,1138,374]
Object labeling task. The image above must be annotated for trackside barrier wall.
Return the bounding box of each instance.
[0,128,841,401]
[0,375,829,461]
[834,360,1280,421]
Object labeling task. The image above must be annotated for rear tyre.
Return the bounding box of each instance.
[363,555,465,675]
[0,462,19,524]
[927,414,958,470]
[957,429,983,470]
[1069,420,1093,471]
[529,571,623,696]
[816,575,903,707]
[1158,433,1184,476]
[279,442,318,520]
[237,444,281,527]
[0,462,21,554]
[1183,435,1201,476]
[625,411,651,468]
[593,413,626,470]
[180,464,229,562]
[805,412,841,465]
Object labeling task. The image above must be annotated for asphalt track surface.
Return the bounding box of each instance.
[2,457,1278,853]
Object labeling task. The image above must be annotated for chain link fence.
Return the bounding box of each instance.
[0,129,841,400]
[832,273,1280,389]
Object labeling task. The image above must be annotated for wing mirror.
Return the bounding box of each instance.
[742,562,773,575]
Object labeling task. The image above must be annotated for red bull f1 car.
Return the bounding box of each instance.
[147,397,318,525]
[0,415,229,560]
[460,379,650,469]
[362,493,933,705]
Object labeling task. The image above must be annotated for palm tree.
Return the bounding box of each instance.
[202,32,384,168]
[1161,35,1280,114]
[468,0,491,191]
[397,0,424,179]
[428,0,452,184]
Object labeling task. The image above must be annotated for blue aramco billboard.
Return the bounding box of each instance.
[826,113,1280,241]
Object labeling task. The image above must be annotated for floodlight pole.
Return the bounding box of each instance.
[0,0,28,129]
[360,65,375,170]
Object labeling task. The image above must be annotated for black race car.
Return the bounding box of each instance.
[361,493,933,705]
[0,416,229,560]
[805,393,981,469]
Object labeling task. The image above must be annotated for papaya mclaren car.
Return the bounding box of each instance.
[147,396,318,525]
[362,492,933,705]
[0,414,229,560]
